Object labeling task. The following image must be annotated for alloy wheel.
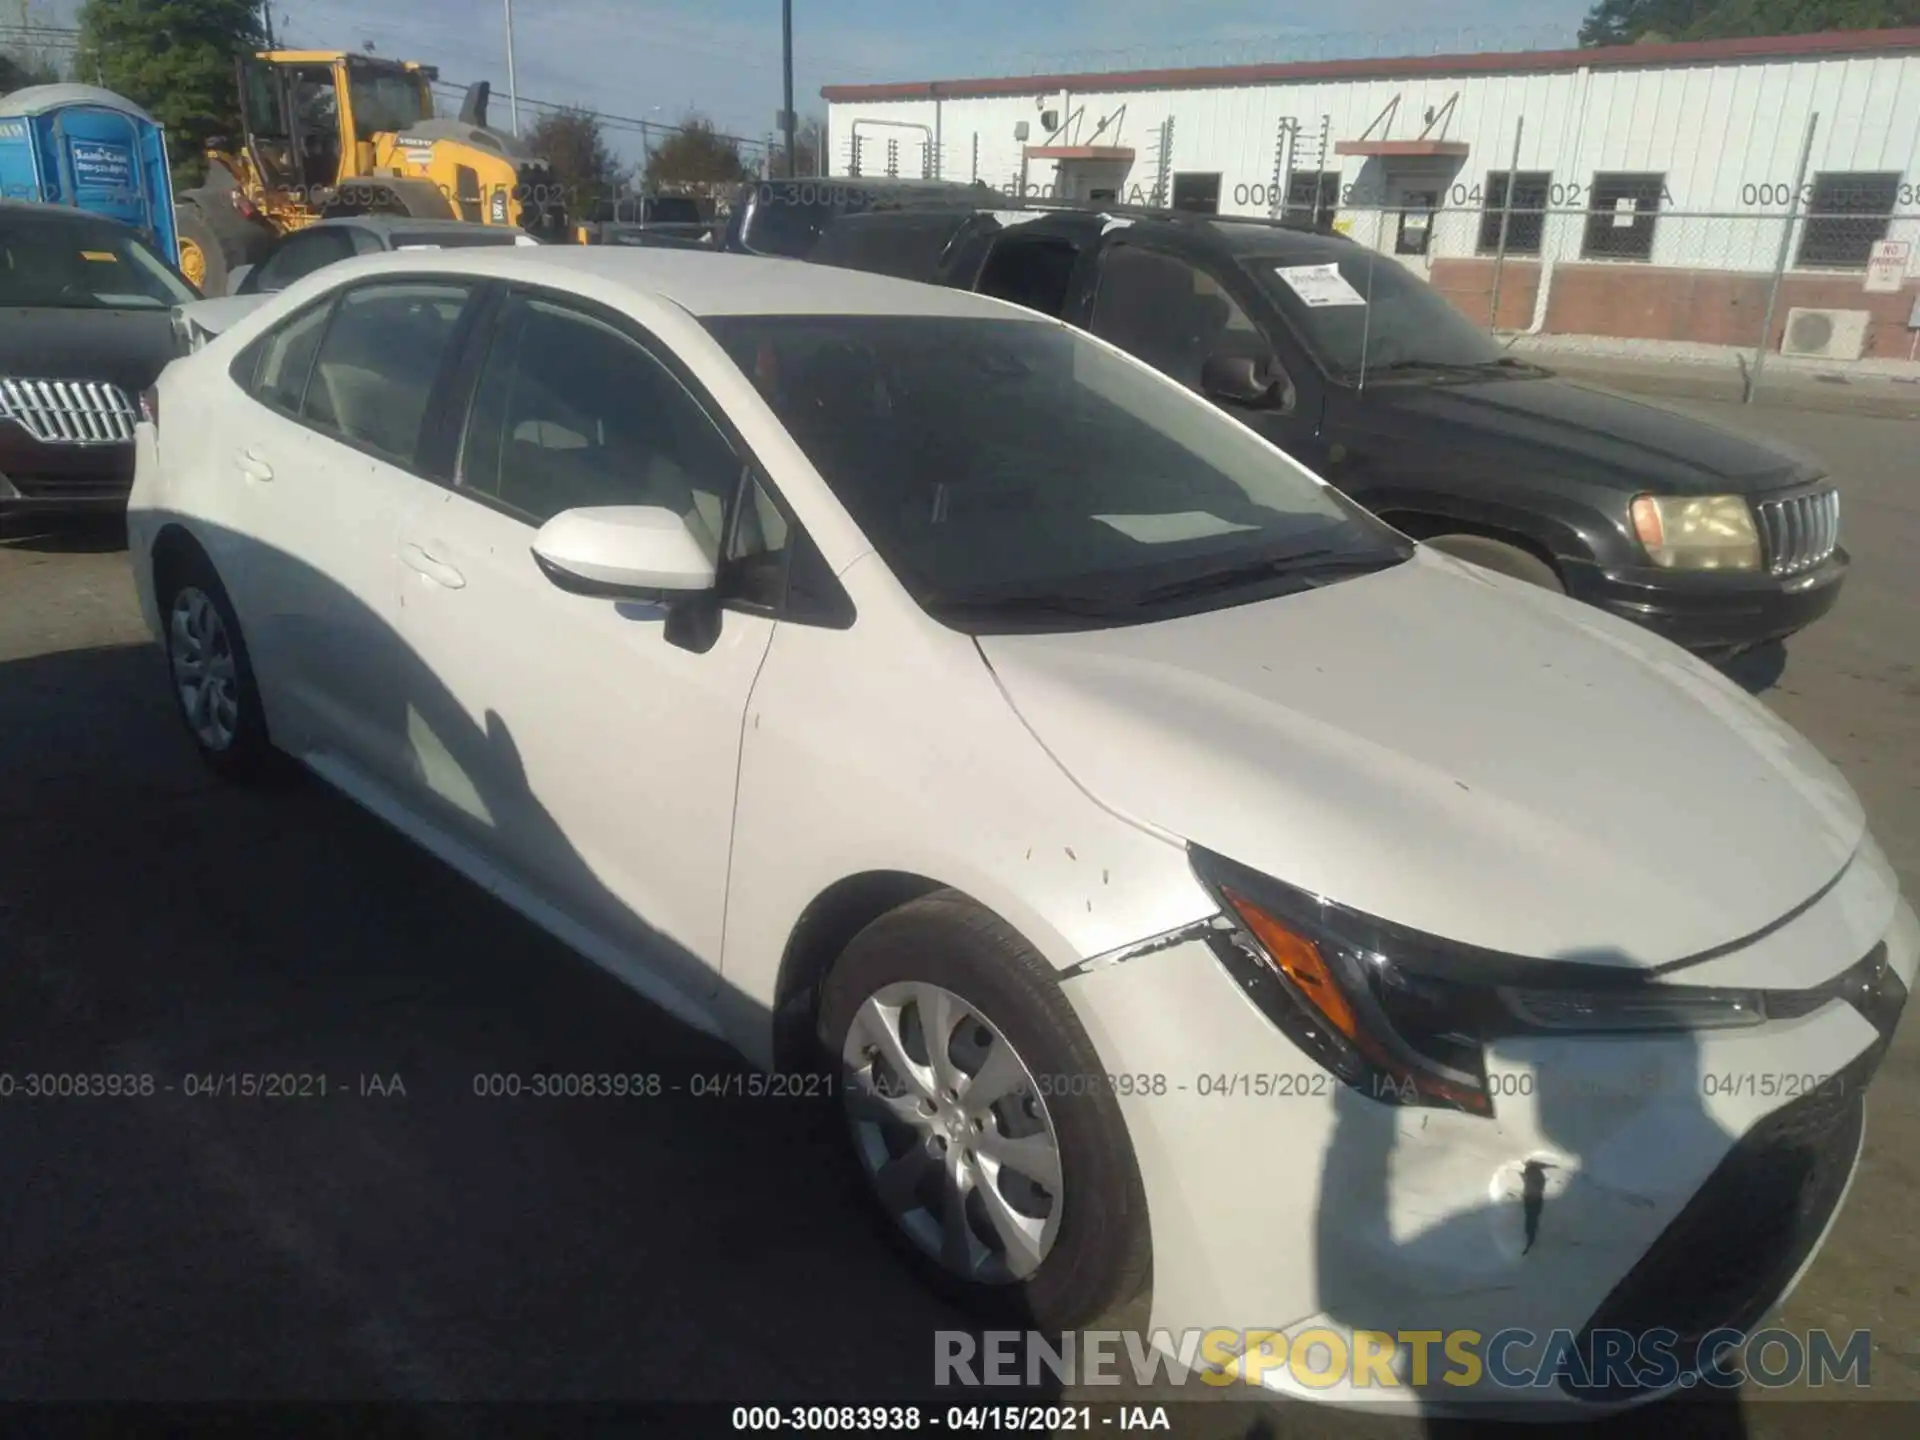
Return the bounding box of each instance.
[168,586,240,751]
[841,981,1064,1284]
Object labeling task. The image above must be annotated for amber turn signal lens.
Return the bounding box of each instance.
[1630,494,1664,549]
[1221,887,1359,1041]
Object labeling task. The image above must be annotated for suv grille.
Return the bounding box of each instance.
[1754,486,1840,577]
[0,377,138,446]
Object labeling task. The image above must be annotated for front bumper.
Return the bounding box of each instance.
[0,429,134,514]
[1563,550,1848,657]
[1056,844,1914,1416]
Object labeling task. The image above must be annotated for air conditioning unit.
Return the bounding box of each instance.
[1780,307,1870,361]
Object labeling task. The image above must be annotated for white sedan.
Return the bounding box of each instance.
[126,245,1915,1414]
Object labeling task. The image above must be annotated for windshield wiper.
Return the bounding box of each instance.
[922,590,1128,622]
[1361,357,1544,380]
[1128,547,1408,605]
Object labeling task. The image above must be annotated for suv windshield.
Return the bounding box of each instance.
[0,210,197,309]
[1243,248,1511,379]
[703,314,1411,628]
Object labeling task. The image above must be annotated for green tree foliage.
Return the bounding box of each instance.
[1581,0,1920,45]
[642,110,755,189]
[73,0,264,185]
[527,106,623,220]
[1689,0,1920,36]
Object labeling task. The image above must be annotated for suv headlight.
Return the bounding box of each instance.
[1630,493,1762,570]
[1188,846,1766,1117]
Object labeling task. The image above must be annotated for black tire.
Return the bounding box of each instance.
[156,551,289,785]
[1425,533,1566,592]
[818,891,1152,1333]
[173,203,230,296]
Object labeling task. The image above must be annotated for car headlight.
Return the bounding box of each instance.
[1629,493,1762,570]
[1188,846,1768,1117]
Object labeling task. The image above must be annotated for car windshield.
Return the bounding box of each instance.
[1243,247,1511,379]
[703,313,1411,627]
[0,211,197,309]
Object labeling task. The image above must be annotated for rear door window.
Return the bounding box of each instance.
[301,282,473,467]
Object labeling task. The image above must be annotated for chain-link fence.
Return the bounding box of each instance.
[1294,201,1920,374]
[833,103,1920,390]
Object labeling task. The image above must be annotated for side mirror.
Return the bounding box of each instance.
[1201,352,1294,413]
[530,506,717,601]
[226,264,254,296]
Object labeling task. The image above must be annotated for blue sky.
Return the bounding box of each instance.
[36,0,1596,166]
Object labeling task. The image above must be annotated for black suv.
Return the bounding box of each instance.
[720,176,1010,259]
[1,200,199,518]
[805,203,1846,659]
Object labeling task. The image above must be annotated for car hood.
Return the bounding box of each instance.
[1349,373,1824,494]
[0,306,178,393]
[174,294,270,342]
[976,551,1863,969]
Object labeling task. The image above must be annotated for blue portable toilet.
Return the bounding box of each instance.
[0,83,180,266]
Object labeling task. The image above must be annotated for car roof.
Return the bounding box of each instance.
[302,245,1054,320]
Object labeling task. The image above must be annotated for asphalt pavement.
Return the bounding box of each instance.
[1,395,1916,1438]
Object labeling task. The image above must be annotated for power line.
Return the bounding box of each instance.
[429,82,768,153]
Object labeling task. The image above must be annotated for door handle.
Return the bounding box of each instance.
[401,541,466,590]
[235,447,273,482]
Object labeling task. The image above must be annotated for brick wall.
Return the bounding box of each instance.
[1430,257,1920,358]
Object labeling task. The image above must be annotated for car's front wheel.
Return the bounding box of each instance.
[159,554,285,784]
[818,892,1152,1331]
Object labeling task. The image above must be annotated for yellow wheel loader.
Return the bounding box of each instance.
[173,51,567,293]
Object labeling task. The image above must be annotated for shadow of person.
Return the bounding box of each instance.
[1305,952,1776,1434]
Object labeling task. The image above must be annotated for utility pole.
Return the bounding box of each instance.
[781,0,796,177]
[261,3,277,48]
[504,0,521,136]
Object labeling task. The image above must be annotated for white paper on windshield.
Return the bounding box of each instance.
[396,243,444,250]
[1273,262,1367,307]
[1094,512,1260,544]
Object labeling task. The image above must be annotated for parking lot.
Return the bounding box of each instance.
[1,392,1915,1436]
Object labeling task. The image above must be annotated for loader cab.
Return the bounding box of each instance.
[236,53,435,197]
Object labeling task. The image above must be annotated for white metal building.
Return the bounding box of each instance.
[821,27,1920,357]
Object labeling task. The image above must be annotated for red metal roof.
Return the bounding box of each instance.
[1334,139,1472,158]
[1024,144,1137,160]
[820,27,1920,103]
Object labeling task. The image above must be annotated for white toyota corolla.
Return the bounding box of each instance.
[126,246,1913,1414]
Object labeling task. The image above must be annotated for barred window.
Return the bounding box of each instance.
[1477,171,1552,255]
[1797,172,1900,270]
[1171,172,1221,214]
[1581,173,1666,261]
[1283,171,1341,233]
